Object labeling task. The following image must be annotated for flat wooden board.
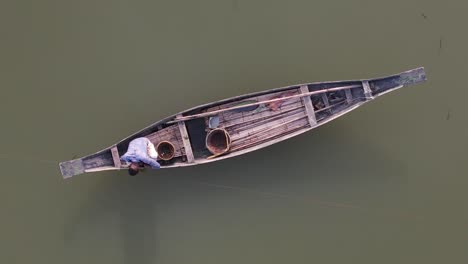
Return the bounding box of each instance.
[177,116,195,163]
[204,89,309,153]
[321,93,330,107]
[345,88,353,104]
[146,125,184,158]
[299,85,317,126]
[111,146,121,168]
[362,81,373,99]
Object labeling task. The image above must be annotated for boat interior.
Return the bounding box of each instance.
[113,79,377,169]
[59,67,425,177]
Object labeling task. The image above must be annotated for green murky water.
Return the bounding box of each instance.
[1,0,467,263]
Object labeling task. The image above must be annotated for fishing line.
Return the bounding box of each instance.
[188,179,361,209]
[2,155,362,210]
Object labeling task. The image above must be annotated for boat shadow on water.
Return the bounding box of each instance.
[63,122,407,263]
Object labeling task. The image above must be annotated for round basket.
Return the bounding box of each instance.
[206,128,231,155]
[156,141,176,161]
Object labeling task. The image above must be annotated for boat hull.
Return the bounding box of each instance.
[60,67,427,178]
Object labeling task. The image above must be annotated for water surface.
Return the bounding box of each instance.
[1,0,467,263]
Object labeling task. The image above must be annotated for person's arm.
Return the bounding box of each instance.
[139,156,161,169]
[120,153,130,163]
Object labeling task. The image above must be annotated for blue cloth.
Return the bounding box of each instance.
[120,138,160,169]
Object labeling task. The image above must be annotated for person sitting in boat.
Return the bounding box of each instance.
[120,137,160,176]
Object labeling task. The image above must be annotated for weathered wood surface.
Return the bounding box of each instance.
[299,85,317,126]
[227,106,304,134]
[110,146,121,168]
[177,116,195,163]
[321,93,330,107]
[206,90,302,126]
[229,123,309,152]
[171,84,361,123]
[222,100,303,128]
[231,114,307,144]
[345,88,353,104]
[229,109,307,140]
[146,125,185,158]
[204,89,310,153]
[362,81,373,99]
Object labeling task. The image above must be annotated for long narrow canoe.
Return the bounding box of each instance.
[60,67,427,178]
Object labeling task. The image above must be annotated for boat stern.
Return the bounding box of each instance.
[369,67,427,97]
[398,67,427,86]
[59,159,85,179]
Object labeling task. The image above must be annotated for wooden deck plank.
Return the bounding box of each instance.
[299,85,317,126]
[203,88,309,154]
[225,104,304,133]
[233,116,308,144]
[362,81,373,99]
[229,120,309,152]
[230,110,307,139]
[146,125,184,157]
[110,146,121,168]
[321,93,330,107]
[221,100,302,127]
[177,115,195,163]
[345,88,353,104]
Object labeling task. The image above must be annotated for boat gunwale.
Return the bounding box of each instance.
[115,68,424,146]
[60,67,426,177]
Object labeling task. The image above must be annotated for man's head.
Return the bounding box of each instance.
[128,162,140,176]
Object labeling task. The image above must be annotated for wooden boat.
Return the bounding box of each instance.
[60,67,427,178]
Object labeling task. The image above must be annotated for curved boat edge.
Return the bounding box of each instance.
[397,67,427,86]
[59,159,85,179]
